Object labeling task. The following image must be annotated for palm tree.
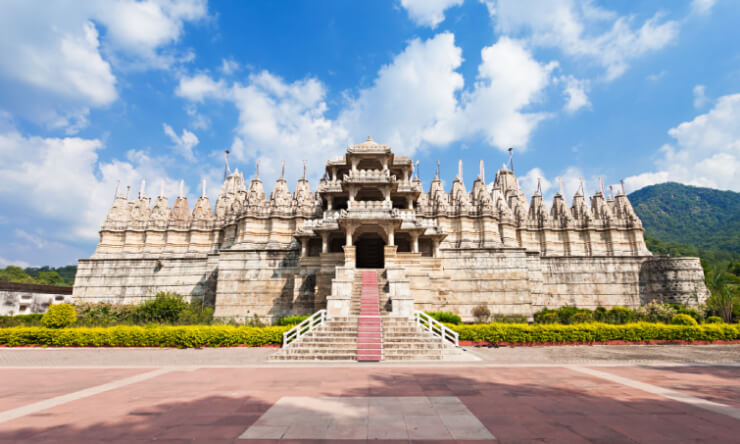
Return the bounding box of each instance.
[707,268,733,322]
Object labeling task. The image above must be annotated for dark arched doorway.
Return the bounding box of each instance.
[355,232,385,268]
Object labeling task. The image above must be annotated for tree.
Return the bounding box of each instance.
[36,271,65,286]
[0,266,34,283]
[706,267,734,322]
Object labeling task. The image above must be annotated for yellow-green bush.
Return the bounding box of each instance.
[449,322,740,344]
[0,325,289,348]
[41,304,77,328]
[671,314,698,326]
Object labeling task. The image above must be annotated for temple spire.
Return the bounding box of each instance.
[435,160,440,179]
[160,179,165,198]
[179,179,184,198]
[280,160,285,180]
[114,180,120,199]
[125,185,130,200]
[202,178,207,197]
[620,179,626,196]
[507,147,514,173]
[414,160,420,179]
[479,160,484,183]
[139,179,146,199]
[255,160,260,180]
[558,177,565,196]
[302,160,307,180]
[599,177,605,196]
[536,177,542,195]
[457,159,462,180]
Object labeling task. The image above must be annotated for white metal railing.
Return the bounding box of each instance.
[282,309,327,347]
[413,310,459,347]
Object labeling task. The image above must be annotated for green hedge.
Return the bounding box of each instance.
[449,322,740,344]
[0,325,289,348]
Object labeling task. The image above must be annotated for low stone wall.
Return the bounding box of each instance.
[1,282,73,315]
[73,255,216,304]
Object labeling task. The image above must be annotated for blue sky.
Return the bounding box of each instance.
[0,0,739,267]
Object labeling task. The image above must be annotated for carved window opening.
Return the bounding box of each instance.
[307,238,322,257]
[333,197,348,210]
[391,196,406,209]
[395,232,411,253]
[356,188,384,202]
[329,232,346,253]
[357,159,382,170]
[419,238,433,257]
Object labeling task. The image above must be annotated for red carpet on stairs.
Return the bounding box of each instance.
[357,270,382,362]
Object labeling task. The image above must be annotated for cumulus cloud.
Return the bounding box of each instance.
[693,84,708,109]
[163,123,199,161]
[491,0,678,80]
[691,0,715,15]
[0,0,207,132]
[176,33,556,184]
[400,0,464,28]
[220,58,240,75]
[559,75,591,113]
[625,93,740,192]
[0,126,183,241]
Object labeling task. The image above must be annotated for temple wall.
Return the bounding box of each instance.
[73,256,216,304]
[1,282,73,316]
[213,249,302,322]
[639,257,710,305]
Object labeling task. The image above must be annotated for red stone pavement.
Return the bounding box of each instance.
[357,270,382,362]
[0,365,738,443]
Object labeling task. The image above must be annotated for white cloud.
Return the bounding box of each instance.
[163,123,199,161]
[0,126,183,241]
[338,32,464,153]
[176,33,555,184]
[691,0,715,15]
[693,84,708,109]
[0,257,31,268]
[559,75,590,113]
[400,0,464,28]
[220,58,240,75]
[625,93,740,192]
[449,37,555,150]
[491,0,678,80]
[518,167,553,196]
[0,0,207,132]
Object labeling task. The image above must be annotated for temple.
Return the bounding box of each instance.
[73,137,709,322]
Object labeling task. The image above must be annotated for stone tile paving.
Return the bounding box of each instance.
[0,365,737,442]
[239,396,493,440]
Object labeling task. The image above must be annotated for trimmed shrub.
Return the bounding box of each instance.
[593,307,608,322]
[425,311,462,325]
[672,314,698,326]
[636,301,675,323]
[0,325,289,348]
[471,305,491,323]
[706,316,724,324]
[133,292,189,324]
[75,302,137,327]
[605,306,634,324]
[538,312,559,324]
[0,313,43,328]
[569,312,593,324]
[41,304,77,328]
[278,315,310,326]
[491,314,528,324]
[450,322,740,344]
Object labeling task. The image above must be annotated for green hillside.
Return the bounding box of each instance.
[629,182,740,265]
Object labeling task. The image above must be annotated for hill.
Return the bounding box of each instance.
[629,182,740,265]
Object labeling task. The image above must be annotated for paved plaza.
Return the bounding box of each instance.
[0,345,739,442]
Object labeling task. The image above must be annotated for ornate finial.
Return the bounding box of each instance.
[255,160,260,179]
[479,160,484,183]
[280,160,285,179]
[125,185,130,200]
[202,178,207,197]
[558,177,565,196]
[367,135,373,141]
[457,160,463,180]
[435,160,440,179]
[139,179,146,199]
[160,179,165,197]
[536,177,542,195]
[599,177,605,196]
[578,177,585,196]
[414,160,420,179]
[507,147,514,173]
[608,185,614,200]
[620,179,626,196]
[114,180,120,199]
[302,160,307,180]
[223,150,231,181]
[179,179,184,198]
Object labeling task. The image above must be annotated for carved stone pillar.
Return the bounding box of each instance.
[343,245,355,268]
[320,232,329,253]
[300,238,308,257]
[411,233,419,253]
[327,196,333,211]
[384,245,397,266]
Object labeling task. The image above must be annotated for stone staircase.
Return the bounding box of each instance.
[356,270,382,362]
[270,268,465,361]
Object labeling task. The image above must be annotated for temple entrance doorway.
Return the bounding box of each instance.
[355,233,385,268]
